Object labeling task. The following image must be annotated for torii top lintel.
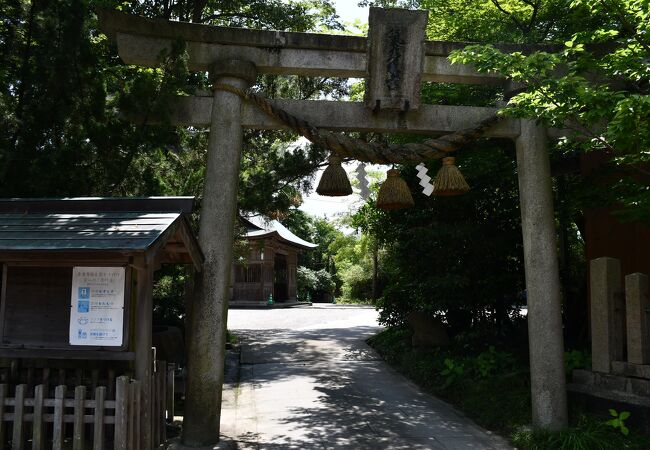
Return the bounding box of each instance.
[99,8,558,91]
[99,8,569,139]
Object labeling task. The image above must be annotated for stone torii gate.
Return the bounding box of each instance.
[100,7,568,448]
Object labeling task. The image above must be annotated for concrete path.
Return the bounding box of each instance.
[222,305,511,449]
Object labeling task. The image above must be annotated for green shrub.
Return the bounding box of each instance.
[370,328,650,449]
[512,416,650,450]
[440,358,465,388]
[153,265,187,329]
[314,268,335,293]
[474,346,516,379]
[226,330,238,345]
[368,327,531,434]
[606,409,631,436]
[339,263,373,303]
[297,266,319,299]
[564,349,591,376]
[297,266,334,301]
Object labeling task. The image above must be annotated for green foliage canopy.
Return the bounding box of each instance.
[450,0,650,220]
[0,0,344,218]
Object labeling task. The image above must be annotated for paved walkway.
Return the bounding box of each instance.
[222,305,511,449]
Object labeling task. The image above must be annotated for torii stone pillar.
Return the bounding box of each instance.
[516,119,568,430]
[183,60,257,447]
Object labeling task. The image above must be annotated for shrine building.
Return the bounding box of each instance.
[232,216,316,305]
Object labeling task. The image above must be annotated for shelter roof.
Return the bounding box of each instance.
[241,216,317,250]
[0,197,203,269]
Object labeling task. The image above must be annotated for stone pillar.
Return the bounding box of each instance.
[626,273,648,365]
[515,119,568,430]
[182,60,257,447]
[590,257,624,372]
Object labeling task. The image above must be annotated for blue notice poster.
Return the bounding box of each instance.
[69,267,125,346]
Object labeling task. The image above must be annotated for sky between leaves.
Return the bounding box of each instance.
[298,1,373,220]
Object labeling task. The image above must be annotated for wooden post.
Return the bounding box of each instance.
[26,368,34,393]
[183,59,257,447]
[12,384,25,450]
[166,363,175,422]
[93,386,106,450]
[158,361,166,444]
[256,252,264,301]
[591,257,624,372]
[32,384,44,450]
[53,385,67,450]
[128,380,135,450]
[152,365,159,447]
[114,376,129,450]
[0,384,6,445]
[107,369,115,400]
[9,360,18,384]
[134,262,153,449]
[73,385,86,450]
[42,368,50,396]
[91,369,98,395]
[132,380,141,450]
[515,119,568,430]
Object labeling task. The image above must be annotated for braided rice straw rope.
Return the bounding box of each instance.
[213,83,501,164]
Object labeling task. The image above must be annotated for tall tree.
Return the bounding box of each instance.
[449,0,650,221]
[0,0,345,218]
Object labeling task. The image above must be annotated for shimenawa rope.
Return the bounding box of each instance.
[213,83,501,164]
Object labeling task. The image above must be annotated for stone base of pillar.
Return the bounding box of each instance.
[167,437,237,450]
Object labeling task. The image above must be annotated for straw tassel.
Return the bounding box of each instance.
[377,168,414,210]
[433,157,470,196]
[316,155,352,196]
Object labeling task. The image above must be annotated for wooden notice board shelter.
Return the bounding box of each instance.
[0,197,203,449]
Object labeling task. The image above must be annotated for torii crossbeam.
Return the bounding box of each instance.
[100,8,568,448]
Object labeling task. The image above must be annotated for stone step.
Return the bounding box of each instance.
[572,369,650,398]
[611,361,650,380]
[568,382,650,434]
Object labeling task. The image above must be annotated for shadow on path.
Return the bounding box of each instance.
[221,323,511,449]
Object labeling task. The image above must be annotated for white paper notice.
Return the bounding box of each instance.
[69,267,125,346]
